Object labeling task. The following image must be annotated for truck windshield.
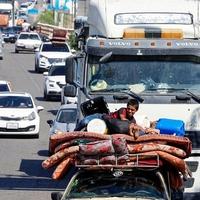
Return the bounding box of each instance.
[66,171,164,199]
[87,55,200,94]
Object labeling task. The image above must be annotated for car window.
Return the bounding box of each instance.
[42,43,69,52]
[0,84,10,92]
[49,65,66,76]
[19,34,29,39]
[30,34,40,40]
[57,109,77,123]
[19,34,40,40]
[0,96,33,108]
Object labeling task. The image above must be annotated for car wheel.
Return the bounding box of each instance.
[15,49,19,53]
[44,90,50,101]
[32,133,39,139]
[35,62,39,72]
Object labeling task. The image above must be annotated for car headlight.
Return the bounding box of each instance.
[23,111,36,121]
[40,55,48,63]
[48,79,55,87]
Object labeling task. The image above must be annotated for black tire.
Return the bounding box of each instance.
[15,49,19,53]
[32,133,39,139]
[35,62,39,72]
[44,90,50,101]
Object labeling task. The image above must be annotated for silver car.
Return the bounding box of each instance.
[47,104,77,153]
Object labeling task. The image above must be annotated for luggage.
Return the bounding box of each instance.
[155,118,185,136]
[51,29,67,42]
[80,96,110,117]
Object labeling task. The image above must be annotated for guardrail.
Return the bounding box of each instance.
[36,22,74,40]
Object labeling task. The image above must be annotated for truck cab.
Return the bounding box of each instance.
[64,0,200,198]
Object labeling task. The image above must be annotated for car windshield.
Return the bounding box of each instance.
[48,65,66,76]
[19,34,40,40]
[57,109,77,123]
[66,171,165,199]
[0,96,33,108]
[41,43,69,52]
[87,55,200,94]
[0,84,10,92]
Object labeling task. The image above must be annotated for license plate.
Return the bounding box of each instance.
[26,45,33,49]
[6,123,18,129]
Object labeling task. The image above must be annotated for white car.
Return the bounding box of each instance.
[0,92,44,137]
[43,63,66,100]
[15,32,42,53]
[34,42,72,72]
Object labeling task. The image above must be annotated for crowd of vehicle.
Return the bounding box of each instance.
[1,0,200,199]
[0,0,76,140]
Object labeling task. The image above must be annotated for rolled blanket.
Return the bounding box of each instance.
[49,132,110,153]
[127,143,187,158]
[42,146,79,169]
[52,157,73,180]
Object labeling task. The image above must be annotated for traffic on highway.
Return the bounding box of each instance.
[1,0,200,200]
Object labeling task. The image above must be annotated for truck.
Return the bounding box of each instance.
[0,3,13,27]
[63,0,200,199]
[0,14,9,27]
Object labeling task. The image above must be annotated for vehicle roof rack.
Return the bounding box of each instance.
[75,153,160,170]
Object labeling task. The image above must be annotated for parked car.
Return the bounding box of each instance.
[0,80,12,92]
[0,92,44,137]
[43,63,66,100]
[34,41,72,72]
[15,32,42,53]
[47,103,77,154]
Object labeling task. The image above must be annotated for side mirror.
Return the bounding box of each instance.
[65,56,76,84]
[71,49,76,54]
[37,106,44,112]
[43,72,48,76]
[47,119,53,126]
[64,85,77,97]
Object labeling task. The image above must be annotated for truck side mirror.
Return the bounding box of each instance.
[64,85,77,97]
[65,56,76,84]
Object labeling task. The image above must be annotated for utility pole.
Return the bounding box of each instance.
[12,0,15,26]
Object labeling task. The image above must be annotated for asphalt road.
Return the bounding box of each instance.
[0,44,67,200]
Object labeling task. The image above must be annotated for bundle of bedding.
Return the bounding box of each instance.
[42,131,192,189]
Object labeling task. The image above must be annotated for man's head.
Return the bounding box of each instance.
[126,99,139,117]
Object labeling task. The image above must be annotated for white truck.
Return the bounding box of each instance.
[64,0,200,198]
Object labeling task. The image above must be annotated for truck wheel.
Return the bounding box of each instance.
[15,49,19,53]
